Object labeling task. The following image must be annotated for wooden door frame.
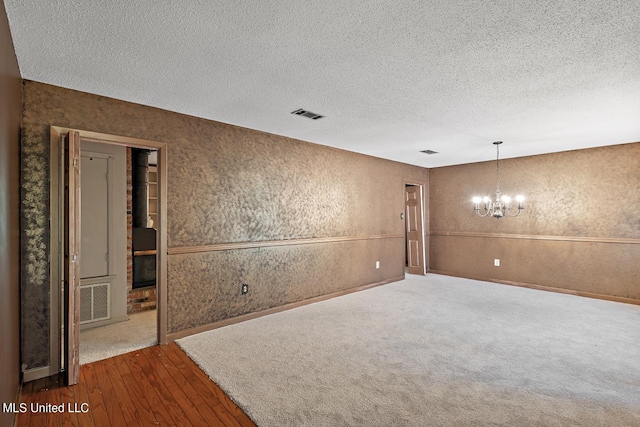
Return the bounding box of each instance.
[403,179,427,275]
[50,126,168,385]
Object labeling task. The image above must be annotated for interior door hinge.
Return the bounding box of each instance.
[73,157,79,169]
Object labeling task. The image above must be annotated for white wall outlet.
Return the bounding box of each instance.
[494,259,500,267]
[376,261,380,269]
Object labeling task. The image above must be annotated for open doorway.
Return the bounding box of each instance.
[50,127,167,385]
[404,182,426,275]
[77,144,158,365]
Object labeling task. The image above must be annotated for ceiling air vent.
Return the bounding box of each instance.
[291,108,325,120]
[420,149,438,155]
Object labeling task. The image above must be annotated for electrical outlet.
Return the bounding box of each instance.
[376,261,380,269]
[494,259,500,267]
[241,283,249,295]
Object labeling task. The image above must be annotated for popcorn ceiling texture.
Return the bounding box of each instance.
[20,81,428,368]
[5,1,640,168]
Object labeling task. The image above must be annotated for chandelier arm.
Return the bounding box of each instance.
[503,205,524,217]
[473,202,493,217]
[474,209,492,217]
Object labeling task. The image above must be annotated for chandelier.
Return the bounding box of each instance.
[472,141,524,218]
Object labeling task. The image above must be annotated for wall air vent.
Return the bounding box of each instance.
[291,108,325,120]
[420,150,438,155]
[80,282,111,324]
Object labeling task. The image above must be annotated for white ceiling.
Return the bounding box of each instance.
[4,0,640,167]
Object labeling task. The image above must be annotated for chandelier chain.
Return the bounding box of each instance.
[495,142,500,192]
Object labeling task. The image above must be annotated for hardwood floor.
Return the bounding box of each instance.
[17,343,257,427]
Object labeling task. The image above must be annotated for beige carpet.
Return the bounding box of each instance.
[80,309,156,365]
[177,274,640,427]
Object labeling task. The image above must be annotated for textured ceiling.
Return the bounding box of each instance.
[4,0,640,167]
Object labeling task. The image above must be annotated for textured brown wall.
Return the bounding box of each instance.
[0,2,22,425]
[20,81,428,366]
[169,238,405,331]
[429,143,640,299]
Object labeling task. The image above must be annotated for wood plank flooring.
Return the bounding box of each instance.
[16,343,257,427]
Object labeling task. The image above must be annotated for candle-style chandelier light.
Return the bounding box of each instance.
[472,141,524,218]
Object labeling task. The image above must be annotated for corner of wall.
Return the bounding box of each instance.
[428,144,640,300]
[1,0,24,424]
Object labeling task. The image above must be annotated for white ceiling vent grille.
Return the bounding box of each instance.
[420,149,438,155]
[291,109,325,120]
